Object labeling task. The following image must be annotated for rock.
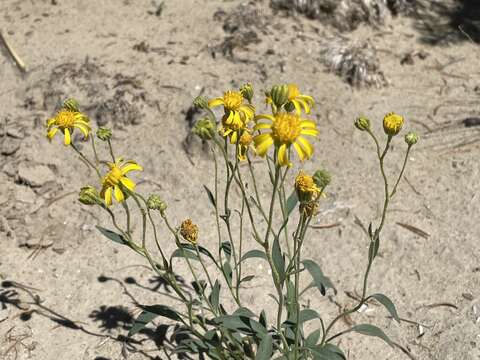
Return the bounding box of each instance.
[1,137,21,155]
[14,184,37,204]
[17,163,56,187]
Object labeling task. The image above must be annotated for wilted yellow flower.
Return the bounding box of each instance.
[295,171,321,202]
[286,84,315,115]
[208,90,255,125]
[253,112,319,167]
[383,112,404,136]
[238,130,254,161]
[221,112,247,144]
[46,109,91,146]
[100,158,143,206]
[180,219,198,245]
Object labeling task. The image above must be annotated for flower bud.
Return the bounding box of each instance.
[62,98,80,112]
[383,112,404,137]
[78,186,102,206]
[193,117,216,141]
[270,84,289,108]
[405,131,418,146]
[96,127,112,141]
[354,116,371,131]
[193,96,209,110]
[146,194,167,213]
[313,169,331,190]
[240,83,254,103]
[180,219,198,245]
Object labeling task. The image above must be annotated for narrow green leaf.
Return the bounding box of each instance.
[180,242,217,264]
[220,241,232,261]
[255,335,273,360]
[128,310,157,337]
[203,185,216,208]
[286,190,298,216]
[368,293,400,322]
[96,226,128,245]
[233,307,256,318]
[272,236,285,283]
[299,309,321,324]
[302,259,336,295]
[350,324,394,347]
[259,310,267,328]
[240,275,255,283]
[241,249,267,262]
[141,304,182,322]
[170,248,199,261]
[223,262,233,287]
[209,280,220,311]
[311,344,346,360]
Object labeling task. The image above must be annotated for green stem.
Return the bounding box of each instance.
[390,145,412,198]
[107,139,116,162]
[70,142,101,178]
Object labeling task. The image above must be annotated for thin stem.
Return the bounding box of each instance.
[70,142,101,178]
[122,201,131,235]
[107,139,116,162]
[264,161,280,246]
[90,135,100,165]
[195,245,214,289]
[390,145,412,198]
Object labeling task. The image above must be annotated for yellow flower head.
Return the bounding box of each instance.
[295,171,321,202]
[253,112,319,167]
[286,84,315,115]
[100,158,143,206]
[383,112,404,136]
[46,109,91,146]
[208,90,255,125]
[238,130,254,161]
[221,111,247,144]
[180,219,198,245]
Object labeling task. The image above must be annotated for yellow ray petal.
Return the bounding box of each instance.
[292,100,302,115]
[74,123,90,138]
[208,98,224,108]
[120,177,136,191]
[121,162,143,175]
[293,142,306,161]
[296,136,314,158]
[300,128,319,137]
[297,99,311,114]
[254,122,272,131]
[299,95,315,107]
[104,187,113,206]
[47,118,57,127]
[114,185,125,202]
[230,131,238,144]
[64,128,71,146]
[253,133,274,156]
[277,143,290,167]
[300,120,316,129]
[254,114,275,123]
[47,127,59,140]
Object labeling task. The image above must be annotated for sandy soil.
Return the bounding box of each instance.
[1,0,479,359]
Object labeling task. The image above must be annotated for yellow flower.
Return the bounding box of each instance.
[46,110,91,146]
[383,112,404,136]
[221,112,247,144]
[238,130,254,161]
[180,219,198,245]
[208,90,255,125]
[100,158,143,206]
[253,112,319,167]
[286,84,315,115]
[295,171,321,202]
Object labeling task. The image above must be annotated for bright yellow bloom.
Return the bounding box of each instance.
[100,158,143,206]
[238,130,254,161]
[295,171,321,202]
[221,112,247,144]
[180,219,198,245]
[208,90,255,125]
[46,110,91,146]
[383,112,404,136]
[253,112,319,167]
[286,84,315,115]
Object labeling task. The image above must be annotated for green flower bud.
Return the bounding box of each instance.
[147,194,167,213]
[354,116,371,131]
[240,83,254,103]
[405,131,419,146]
[270,84,289,108]
[193,117,216,141]
[193,96,209,110]
[313,169,331,190]
[284,101,295,113]
[62,98,80,112]
[78,186,102,206]
[96,127,112,141]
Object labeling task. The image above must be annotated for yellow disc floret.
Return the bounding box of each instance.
[295,171,321,202]
[180,219,199,245]
[100,158,143,206]
[271,112,302,144]
[222,91,244,111]
[46,109,91,146]
[383,112,404,136]
[254,112,319,167]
